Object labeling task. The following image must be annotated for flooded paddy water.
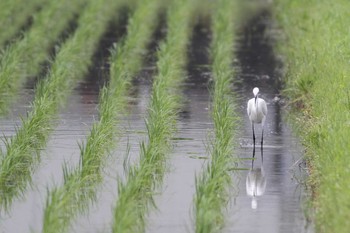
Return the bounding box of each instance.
[225,10,312,233]
[0,5,312,233]
[70,74,152,233]
[0,84,98,232]
[0,14,127,232]
[146,22,213,233]
[147,8,312,233]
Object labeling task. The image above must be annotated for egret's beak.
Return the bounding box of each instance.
[255,95,257,105]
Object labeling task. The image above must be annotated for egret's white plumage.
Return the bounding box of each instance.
[247,87,267,146]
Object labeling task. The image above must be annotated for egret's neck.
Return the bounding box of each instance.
[254,97,258,109]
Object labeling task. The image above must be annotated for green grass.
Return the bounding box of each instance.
[273,0,350,232]
[112,0,198,232]
[0,0,85,114]
[0,0,120,211]
[194,0,239,232]
[0,0,44,47]
[42,1,162,232]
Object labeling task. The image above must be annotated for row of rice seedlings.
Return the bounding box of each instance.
[0,0,45,47]
[0,0,121,211]
[273,0,350,232]
[112,0,198,232]
[42,1,162,232]
[0,0,85,114]
[194,0,239,232]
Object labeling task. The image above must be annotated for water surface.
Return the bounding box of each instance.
[224,9,312,233]
[146,22,212,233]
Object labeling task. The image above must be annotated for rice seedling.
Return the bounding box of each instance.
[112,0,198,232]
[0,0,85,114]
[0,0,120,211]
[42,1,162,232]
[273,0,350,232]
[194,0,239,232]
[0,0,44,47]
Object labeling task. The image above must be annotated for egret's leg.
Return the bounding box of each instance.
[252,124,256,146]
[260,143,264,163]
[251,146,256,169]
[261,128,264,146]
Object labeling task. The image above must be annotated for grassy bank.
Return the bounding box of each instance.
[273,0,350,232]
[0,0,85,114]
[112,0,197,232]
[194,0,239,232]
[0,0,120,211]
[42,1,161,232]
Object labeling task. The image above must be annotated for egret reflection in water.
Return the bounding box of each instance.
[246,147,266,209]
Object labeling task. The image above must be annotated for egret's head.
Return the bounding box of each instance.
[253,87,259,97]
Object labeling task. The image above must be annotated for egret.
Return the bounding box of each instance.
[247,87,267,147]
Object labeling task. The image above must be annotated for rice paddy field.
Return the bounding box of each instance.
[0,0,345,232]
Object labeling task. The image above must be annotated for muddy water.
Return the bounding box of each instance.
[224,10,312,233]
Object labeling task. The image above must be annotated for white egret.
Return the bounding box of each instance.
[247,87,267,146]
